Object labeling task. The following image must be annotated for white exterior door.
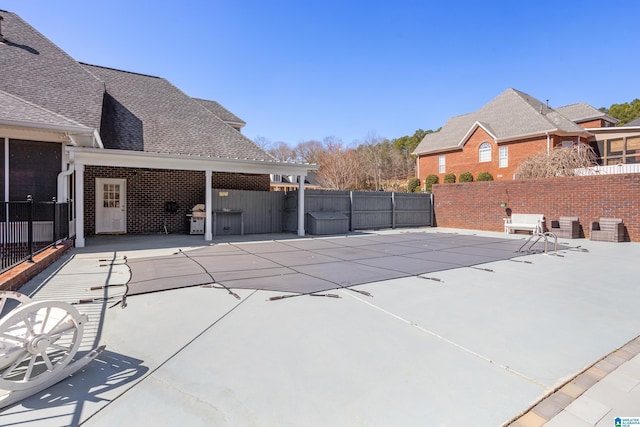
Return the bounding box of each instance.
[95,178,126,234]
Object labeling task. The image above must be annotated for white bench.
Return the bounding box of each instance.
[504,214,544,234]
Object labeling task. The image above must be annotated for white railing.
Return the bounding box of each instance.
[0,221,54,244]
[574,164,640,176]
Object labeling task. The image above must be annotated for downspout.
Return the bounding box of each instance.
[416,155,421,190]
[57,149,75,202]
[577,135,581,154]
[546,132,550,155]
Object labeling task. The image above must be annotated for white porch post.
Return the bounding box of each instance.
[75,163,85,247]
[297,176,305,237]
[205,170,213,241]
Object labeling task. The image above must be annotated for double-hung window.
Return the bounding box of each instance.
[499,146,508,168]
[438,155,446,173]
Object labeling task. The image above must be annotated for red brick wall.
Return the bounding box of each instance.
[579,119,608,128]
[84,167,270,236]
[417,129,564,184]
[432,174,640,241]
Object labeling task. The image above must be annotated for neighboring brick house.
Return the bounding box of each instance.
[412,88,619,184]
[0,10,316,246]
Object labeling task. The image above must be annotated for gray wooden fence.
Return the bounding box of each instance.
[284,190,433,233]
[212,189,284,235]
[212,189,432,235]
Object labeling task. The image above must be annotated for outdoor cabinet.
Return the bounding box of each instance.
[307,212,349,235]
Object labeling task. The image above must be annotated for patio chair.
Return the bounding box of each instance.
[590,218,625,242]
[550,216,580,239]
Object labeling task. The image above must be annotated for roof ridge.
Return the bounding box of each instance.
[79,62,163,80]
[508,88,565,129]
[557,102,584,108]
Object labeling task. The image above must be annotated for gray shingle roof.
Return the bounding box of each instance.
[83,64,273,160]
[413,88,589,155]
[555,102,619,125]
[624,117,640,127]
[193,99,246,128]
[1,10,276,162]
[0,89,92,131]
[0,10,104,129]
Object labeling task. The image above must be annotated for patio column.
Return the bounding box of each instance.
[205,170,212,241]
[75,163,85,247]
[297,176,305,237]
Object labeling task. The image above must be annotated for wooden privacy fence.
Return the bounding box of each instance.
[210,189,433,235]
[212,189,285,236]
[283,190,433,232]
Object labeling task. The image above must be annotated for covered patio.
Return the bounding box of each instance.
[66,147,318,247]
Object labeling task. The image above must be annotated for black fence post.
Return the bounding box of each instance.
[52,197,58,248]
[27,194,34,263]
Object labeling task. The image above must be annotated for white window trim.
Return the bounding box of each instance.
[438,155,446,173]
[479,142,492,163]
[499,146,508,168]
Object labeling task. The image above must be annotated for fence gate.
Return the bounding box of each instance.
[212,189,285,235]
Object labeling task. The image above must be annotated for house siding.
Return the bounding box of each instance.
[83,166,270,236]
[417,129,562,184]
[431,173,640,241]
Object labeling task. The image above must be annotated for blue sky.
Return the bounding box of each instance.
[5,1,639,146]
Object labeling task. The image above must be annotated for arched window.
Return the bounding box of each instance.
[479,142,492,162]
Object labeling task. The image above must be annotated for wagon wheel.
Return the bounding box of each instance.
[0,292,32,318]
[0,300,86,391]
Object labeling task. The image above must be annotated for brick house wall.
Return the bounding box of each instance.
[579,119,610,128]
[212,172,270,191]
[83,166,270,236]
[431,174,640,241]
[417,128,565,184]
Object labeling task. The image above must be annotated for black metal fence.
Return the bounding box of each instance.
[0,197,69,273]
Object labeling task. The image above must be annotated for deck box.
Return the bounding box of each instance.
[307,212,349,235]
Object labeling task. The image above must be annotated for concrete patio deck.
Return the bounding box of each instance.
[1,228,639,426]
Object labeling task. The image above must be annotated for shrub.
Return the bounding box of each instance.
[458,171,473,182]
[443,173,456,183]
[424,174,439,192]
[407,178,421,193]
[515,142,597,179]
[476,171,494,181]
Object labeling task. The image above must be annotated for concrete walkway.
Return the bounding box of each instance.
[0,228,638,426]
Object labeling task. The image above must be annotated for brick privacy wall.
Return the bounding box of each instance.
[84,167,270,236]
[432,174,640,242]
[417,128,566,183]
